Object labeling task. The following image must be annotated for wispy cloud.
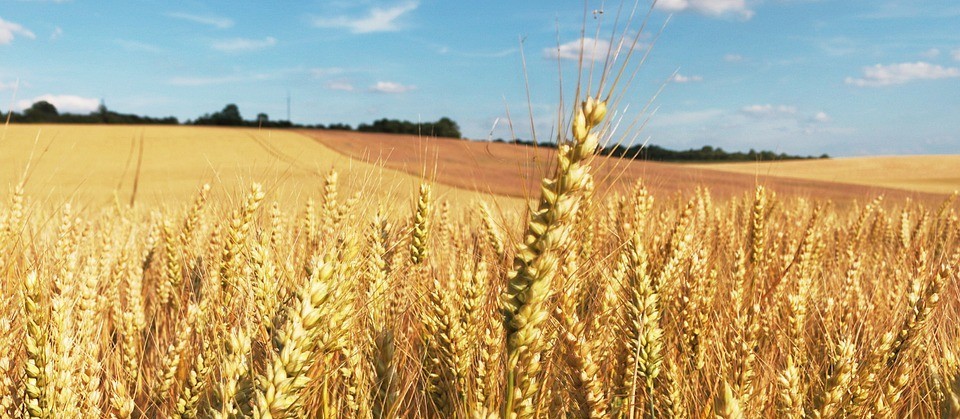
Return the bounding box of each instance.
[953,49,960,61]
[546,37,611,62]
[16,94,100,113]
[649,104,841,153]
[816,36,859,57]
[741,104,798,118]
[370,81,415,93]
[655,0,754,20]
[165,12,234,29]
[50,26,63,41]
[211,37,277,52]
[723,53,744,62]
[313,68,353,91]
[860,3,960,20]
[748,105,833,135]
[845,62,960,87]
[919,48,940,59]
[0,17,36,45]
[0,80,21,91]
[326,81,355,92]
[312,1,419,34]
[115,39,162,53]
[458,48,518,58]
[670,73,703,83]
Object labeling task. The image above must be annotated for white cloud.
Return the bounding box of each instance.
[723,53,744,62]
[326,81,354,92]
[312,1,418,34]
[16,94,99,113]
[370,81,415,93]
[919,48,940,58]
[811,111,830,123]
[844,61,960,87]
[741,104,798,118]
[655,0,754,19]
[670,73,703,83]
[50,26,63,41]
[546,37,611,62]
[211,37,277,52]
[953,49,960,61]
[0,17,36,45]
[165,12,234,29]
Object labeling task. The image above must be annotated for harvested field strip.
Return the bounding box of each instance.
[297,129,950,204]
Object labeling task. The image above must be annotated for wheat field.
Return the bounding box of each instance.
[0,94,958,419]
[0,124,519,212]
[2,4,960,417]
[694,156,960,195]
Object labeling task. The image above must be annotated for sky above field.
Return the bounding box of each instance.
[1,1,959,156]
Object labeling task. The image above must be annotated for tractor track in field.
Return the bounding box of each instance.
[128,128,146,207]
[246,131,318,175]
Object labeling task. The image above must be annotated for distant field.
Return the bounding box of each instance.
[0,124,951,209]
[0,124,517,210]
[692,155,960,195]
[299,129,949,204]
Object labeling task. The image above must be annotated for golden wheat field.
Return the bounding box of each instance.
[693,156,960,195]
[0,93,958,419]
[0,124,519,213]
[2,2,960,417]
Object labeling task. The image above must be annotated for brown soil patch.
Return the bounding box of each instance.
[295,130,949,205]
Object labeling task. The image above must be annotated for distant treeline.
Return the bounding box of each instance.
[605,143,828,162]
[495,138,828,162]
[4,101,461,138]
[5,100,827,161]
[6,100,178,125]
[357,117,461,139]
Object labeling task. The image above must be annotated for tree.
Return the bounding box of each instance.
[257,113,269,125]
[24,101,59,121]
[193,103,244,126]
[432,117,461,139]
[97,101,109,123]
[220,104,242,125]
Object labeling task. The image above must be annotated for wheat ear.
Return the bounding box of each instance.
[501,97,605,419]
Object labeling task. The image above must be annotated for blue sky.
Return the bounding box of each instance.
[1,0,959,156]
